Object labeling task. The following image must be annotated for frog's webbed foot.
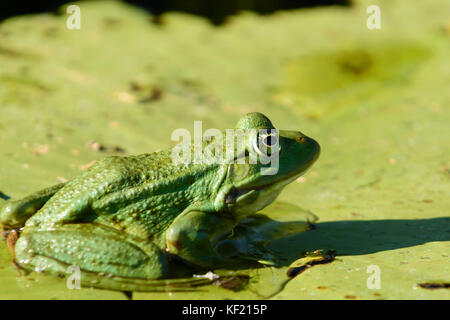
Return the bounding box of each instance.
[167,210,284,269]
[14,224,172,292]
[216,238,280,266]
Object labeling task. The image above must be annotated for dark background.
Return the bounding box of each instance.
[0,0,351,24]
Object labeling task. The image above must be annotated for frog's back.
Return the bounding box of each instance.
[25,151,218,238]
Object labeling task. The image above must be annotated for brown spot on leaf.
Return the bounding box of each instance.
[215,275,250,292]
[79,160,97,171]
[139,86,164,103]
[115,91,136,103]
[418,282,450,289]
[85,141,125,153]
[32,144,50,156]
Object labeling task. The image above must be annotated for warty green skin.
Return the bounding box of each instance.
[0,112,320,291]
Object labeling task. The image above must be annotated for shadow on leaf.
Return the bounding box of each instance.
[271,217,450,263]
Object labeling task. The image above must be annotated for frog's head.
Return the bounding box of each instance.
[214,112,320,219]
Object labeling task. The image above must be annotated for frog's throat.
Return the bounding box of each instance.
[223,171,300,206]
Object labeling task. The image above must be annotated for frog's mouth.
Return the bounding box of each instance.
[225,185,267,204]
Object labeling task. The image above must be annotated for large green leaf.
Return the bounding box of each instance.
[0,0,448,299]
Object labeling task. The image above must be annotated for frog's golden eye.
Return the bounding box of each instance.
[253,130,280,157]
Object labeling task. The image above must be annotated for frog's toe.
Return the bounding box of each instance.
[216,239,280,266]
[256,252,280,266]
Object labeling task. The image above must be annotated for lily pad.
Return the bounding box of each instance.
[0,0,449,299]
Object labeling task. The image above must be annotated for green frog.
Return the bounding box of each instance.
[0,112,320,291]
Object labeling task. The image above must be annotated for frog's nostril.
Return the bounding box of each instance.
[296,136,306,143]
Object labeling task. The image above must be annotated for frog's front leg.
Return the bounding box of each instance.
[166,210,237,268]
[14,224,169,290]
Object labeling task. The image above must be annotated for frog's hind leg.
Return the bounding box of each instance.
[13,223,185,292]
[0,183,66,231]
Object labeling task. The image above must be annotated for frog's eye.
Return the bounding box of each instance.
[252,129,280,157]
